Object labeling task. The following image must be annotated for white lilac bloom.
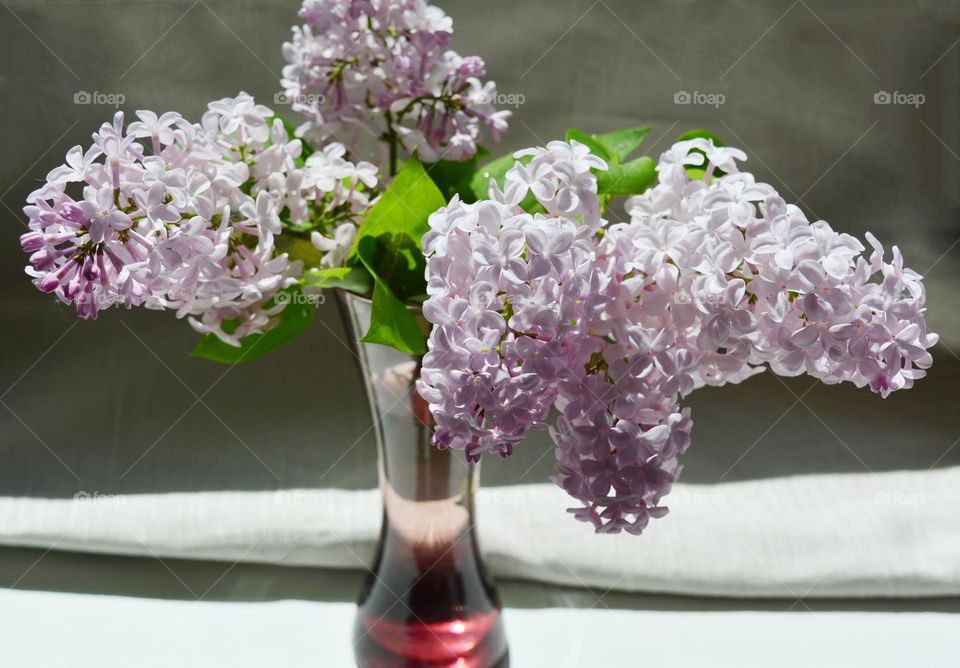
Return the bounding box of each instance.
[300,143,379,268]
[281,0,511,164]
[623,137,937,397]
[417,138,937,535]
[20,93,377,346]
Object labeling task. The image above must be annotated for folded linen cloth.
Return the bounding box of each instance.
[1,467,958,598]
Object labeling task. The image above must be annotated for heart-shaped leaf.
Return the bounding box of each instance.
[595,156,656,196]
[594,127,650,162]
[348,153,445,302]
[302,266,373,294]
[356,236,427,354]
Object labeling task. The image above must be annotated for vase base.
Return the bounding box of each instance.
[354,608,509,668]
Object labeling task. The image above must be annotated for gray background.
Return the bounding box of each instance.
[1,0,958,509]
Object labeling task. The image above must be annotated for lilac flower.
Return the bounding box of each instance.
[281,0,510,165]
[417,140,694,533]
[418,136,937,535]
[506,141,607,229]
[21,93,377,345]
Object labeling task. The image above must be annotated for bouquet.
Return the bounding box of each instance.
[19,0,937,534]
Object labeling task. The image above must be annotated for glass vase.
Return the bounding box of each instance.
[338,291,509,668]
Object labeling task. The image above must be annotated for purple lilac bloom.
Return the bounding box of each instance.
[21,93,377,345]
[281,0,511,163]
[417,138,937,534]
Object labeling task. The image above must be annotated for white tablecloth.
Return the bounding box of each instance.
[0,587,957,667]
[2,467,960,598]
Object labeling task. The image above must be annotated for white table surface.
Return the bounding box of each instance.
[1,586,958,667]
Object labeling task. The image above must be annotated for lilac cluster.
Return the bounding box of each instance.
[20,93,377,345]
[417,138,937,534]
[623,138,937,397]
[281,0,511,163]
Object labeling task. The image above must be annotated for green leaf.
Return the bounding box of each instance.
[349,153,445,302]
[351,231,427,300]
[191,289,315,364]
[595,156,656,196]
[564,127,651,164]
[342,155,440,354]
[302,266,373,294]
[425,147,489,204]
[594,127,650,162]
[276,236,325,267]
[565,128,612,161]
[355,236,427,354]
[358,279,427,355]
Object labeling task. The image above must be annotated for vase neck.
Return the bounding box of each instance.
[338,291,479,550]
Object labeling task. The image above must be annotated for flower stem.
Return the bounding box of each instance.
[385,110,399,177]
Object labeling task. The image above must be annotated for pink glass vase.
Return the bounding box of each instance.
[339,292,509,668]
